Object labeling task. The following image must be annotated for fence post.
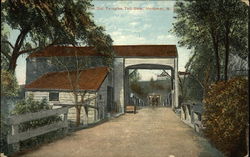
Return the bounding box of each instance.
[63,110,68,135]
[11,124,20,152]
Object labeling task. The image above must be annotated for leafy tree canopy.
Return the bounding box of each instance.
[129,70,144,97]
[1,0,113,72]
[172,0,248,81]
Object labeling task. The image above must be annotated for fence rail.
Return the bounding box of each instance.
[180,102,203,133]
[5,107,69,152]
[7,107,69,125]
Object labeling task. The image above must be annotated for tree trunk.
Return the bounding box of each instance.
[82,106,88,125]
[7,29,29,73]
[76,106,81,126]
[74,93,81,126]
[211,34,221,82]
[224,23,230,81]
[7,53,19,73]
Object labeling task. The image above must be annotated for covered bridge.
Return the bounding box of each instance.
[25,45,179,119]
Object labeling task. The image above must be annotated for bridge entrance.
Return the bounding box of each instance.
[113,45,179,113]
[112,45,179,113]
[124,64,175,108]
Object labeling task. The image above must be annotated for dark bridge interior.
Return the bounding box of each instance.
[124,64,175,107]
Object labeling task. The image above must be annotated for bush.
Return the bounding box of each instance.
[7,96,63,153]
[203,77,248,157]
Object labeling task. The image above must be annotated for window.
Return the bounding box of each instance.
[49,92,59,101]
[99,95,102,100]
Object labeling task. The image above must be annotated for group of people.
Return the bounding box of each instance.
[150,96,159,107]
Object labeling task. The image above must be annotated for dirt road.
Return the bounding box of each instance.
[20,107,224,157]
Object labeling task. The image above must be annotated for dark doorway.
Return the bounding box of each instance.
[124,64,174,107]
[107,86,114,112]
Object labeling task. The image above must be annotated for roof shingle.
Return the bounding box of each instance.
[25,67,109,91]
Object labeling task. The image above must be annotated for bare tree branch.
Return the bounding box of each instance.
[18,47,40,55]
[13,29,29,54]
[1,40,14,49]
[18,38,59,55]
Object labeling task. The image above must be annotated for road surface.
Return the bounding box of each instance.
[18,107,224,157]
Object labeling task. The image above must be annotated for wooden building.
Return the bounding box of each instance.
[25,66,113,124]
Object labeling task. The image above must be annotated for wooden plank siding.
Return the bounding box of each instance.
[25,91,99,124]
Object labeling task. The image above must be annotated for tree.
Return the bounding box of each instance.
[172,1,221,81]
[129,70,144,97]
[51,47,113,126]
[186,44,217,97]
[1,0,113,73]
[172,0,248,81]
[1,0,114,126]
[129,69,141,83]
[1,32,11,70]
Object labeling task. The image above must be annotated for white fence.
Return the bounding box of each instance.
[4,107,69,152]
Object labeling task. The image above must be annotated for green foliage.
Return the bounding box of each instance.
[203,77,248,157]
[181,45,217,101]
[172,0,248,81]
[182,77,203,101]
[129,70,141,83]
[129,70,144,97]
[149,77,165,91]
[130,82,144,97]
[1,0,113,71]
[173,0,248,58]
[1,70,19,97]
[12,95,63,150]
[1,33,11,70]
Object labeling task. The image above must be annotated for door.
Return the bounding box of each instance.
[107,86,114,112]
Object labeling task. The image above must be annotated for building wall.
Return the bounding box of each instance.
[25,91,98,124]
[174,58,179,108]
[25,91,50,103]
[97,72,114,117]
[113,58,124,113]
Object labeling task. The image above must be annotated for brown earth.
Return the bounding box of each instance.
[19,107,224,157]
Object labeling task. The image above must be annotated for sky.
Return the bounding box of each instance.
[11,0,191,84]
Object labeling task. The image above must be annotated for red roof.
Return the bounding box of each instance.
[28,46,105,58]
[114,45,177,57]
[28,45,177,58]
[25,67,109,91]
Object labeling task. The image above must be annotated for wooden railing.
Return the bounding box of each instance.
[5,107,69,152]
[180,102,204,133]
